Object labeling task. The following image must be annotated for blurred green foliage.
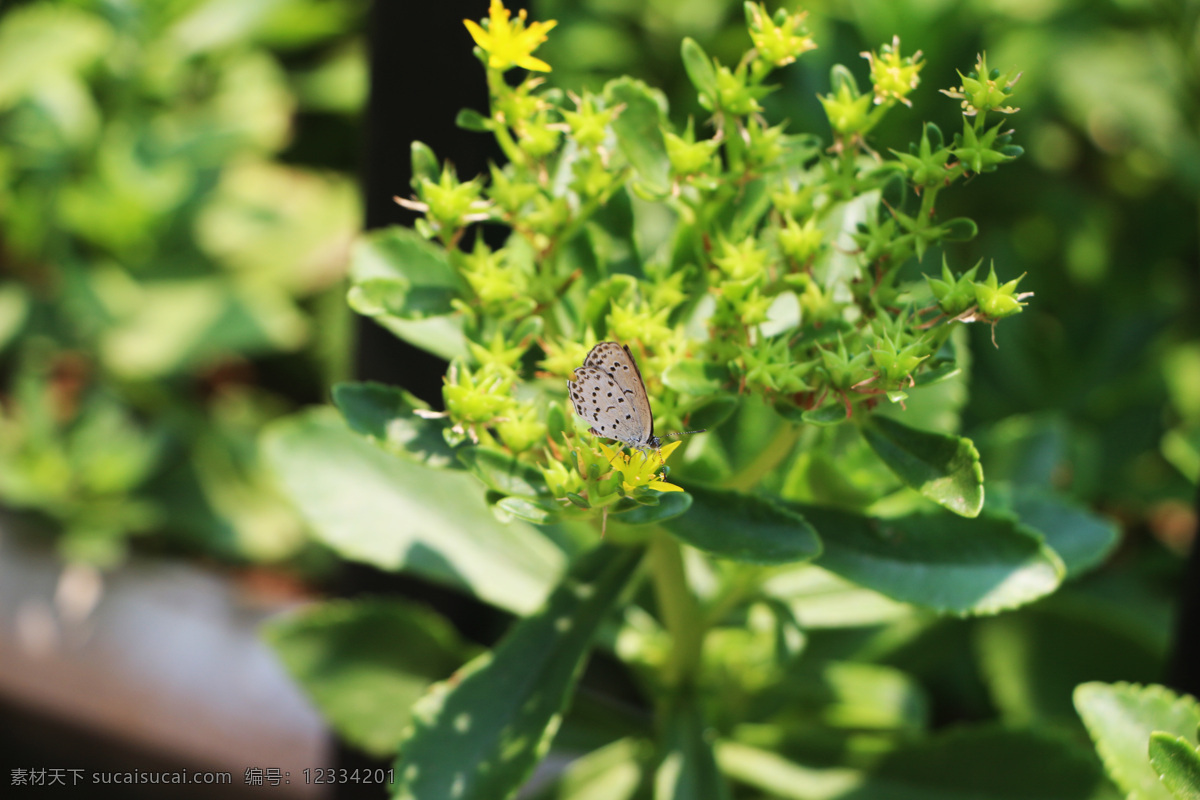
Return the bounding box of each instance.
[0,0,366,565]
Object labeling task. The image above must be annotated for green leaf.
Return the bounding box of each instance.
[263,599,474,759]
[656,697,730,800]
[349,226,467,359]
[729,179,772,240]
[801,404,849,426]
[975,604,1162,727]
[762,566,913,629]
[332,382,460,468]
[393,544,644,800]
[796,504,1062,615]
[1150,733,1200,800]
[411,140,439,186]
[861,415,984,517]
[0,284,28,353]
[1075,682,1200,800]
[686,396,739,432]
[913,360,961,386]
[612,491,693,525]
[348,277,457,320]
[662,361,729,394]
[261,410,563,614]
[0,4,111,110]
[351,225,457,287]
[606,77,670,195]
[1007,487,1118,579]
[717,741,863,800]
[754,659,929,732]
[525,739,645,800]
[662,485,821,564]
[458,447,550,499]
[99,278,308,379]
[455,108,491,132]
[495,496,561,525]
[845,725,1103,799]
[939,217,979,241]
[680,38,717,100]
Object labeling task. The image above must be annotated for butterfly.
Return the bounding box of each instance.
[567,341,703,450]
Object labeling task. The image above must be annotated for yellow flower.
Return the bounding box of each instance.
[597,440,686,493]
[463,0,557,73]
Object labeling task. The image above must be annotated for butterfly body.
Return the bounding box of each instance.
[568,342,661,450]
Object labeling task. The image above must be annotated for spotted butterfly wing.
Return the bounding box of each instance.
[568,342,660,449]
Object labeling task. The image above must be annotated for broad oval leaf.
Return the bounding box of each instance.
[393,544,644,800]
[762,566,913,629]
[332,382,460,468]
[686,396,738,432]
[458,447,551,499]
[795,504,1062,615]
[524,739,644,800]
[662,485,821,564]
[1007,487,1118,579]
[606,77,670,195]
[349,227,467,359]
[264,599,475,759]
[349,277,457,320]
[861,415,984,517]
[351,225,459,289]
[975,605,1161,727]
[662,361,730,394]
[1075,682,1200,800]
[845,725,1102,799]
[656,697,730,800]
[801,404,849,427]
[680,38,717,101]
[1149,733,1200,800]
[262,410,563,614]
[752,659,929,733]
[495,496,561,526]
[612,491,693,525]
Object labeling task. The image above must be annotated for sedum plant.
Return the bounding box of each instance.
[265,3,1121,798]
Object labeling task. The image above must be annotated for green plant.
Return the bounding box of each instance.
[0,0,364,564]
[265,2,1121,797]
[1076,682,1200,800]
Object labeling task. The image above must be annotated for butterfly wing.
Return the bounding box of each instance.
[568,366,647,447]
[581,342,655,447]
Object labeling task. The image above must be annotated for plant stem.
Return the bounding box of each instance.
[648,531,704,689]
[722,421,799,492]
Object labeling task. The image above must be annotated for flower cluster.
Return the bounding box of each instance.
[360,1,1028,532]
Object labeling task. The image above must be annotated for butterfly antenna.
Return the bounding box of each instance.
[661,429,706,439]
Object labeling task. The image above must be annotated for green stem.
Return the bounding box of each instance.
[485,69,527,168]
[648,531,704,689]
[918,184,939,223]
[722,422,799,492]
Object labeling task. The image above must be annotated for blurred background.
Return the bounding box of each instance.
[0,0,1196,795]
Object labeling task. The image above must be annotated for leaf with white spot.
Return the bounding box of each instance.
[392,544,644,800]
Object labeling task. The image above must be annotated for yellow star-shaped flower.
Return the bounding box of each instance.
[597,440,686,493]
[463,0,557,73]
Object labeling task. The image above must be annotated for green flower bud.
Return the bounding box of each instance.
[927,258,980,316]
[746,2,817,68]
[713,236,770,281]
[974,265,1030,319]
[778,215,823,264]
